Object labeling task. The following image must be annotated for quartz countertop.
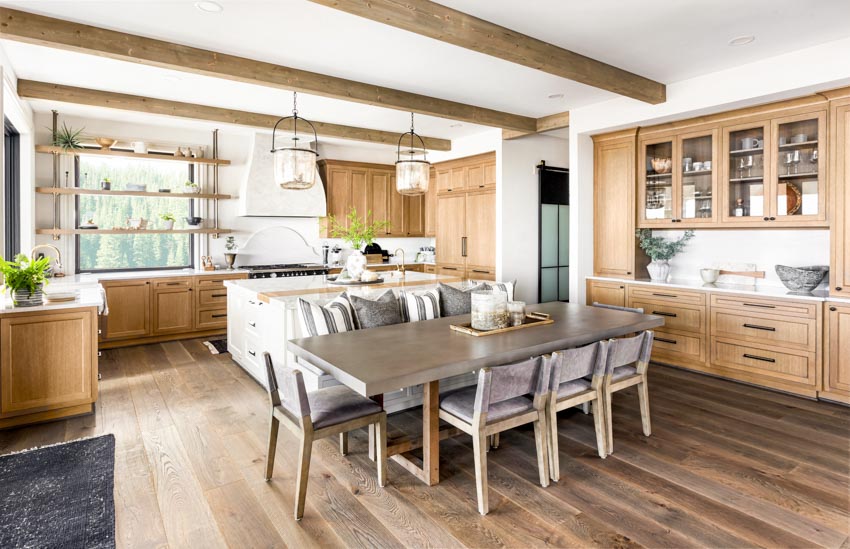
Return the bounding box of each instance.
[327,260,436,269]
[47,268,248,286]
[0,284,104,314]
[587,275,843,303]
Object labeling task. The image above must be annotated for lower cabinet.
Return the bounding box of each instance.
[0,307,98,429]
[153,278,194,334]
[586,279,626,308]
[821,302,850,404]
[101,279,151,340]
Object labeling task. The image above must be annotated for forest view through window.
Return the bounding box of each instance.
[76,156,194,272]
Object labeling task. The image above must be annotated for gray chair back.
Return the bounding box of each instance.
[592,302,645,314]
[605,331,654,374]
[549,341,608,391]
[474,356,550,416]
[263,352,311,419]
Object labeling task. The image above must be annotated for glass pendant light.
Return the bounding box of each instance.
[395,113,430,196]
[270,92,319,190]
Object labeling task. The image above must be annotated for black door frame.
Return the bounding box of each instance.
[4,118,21,258]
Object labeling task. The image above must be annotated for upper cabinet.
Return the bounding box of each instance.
[827,91,850,297]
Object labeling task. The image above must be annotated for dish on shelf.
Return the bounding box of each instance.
[650,157,672,174]
[775,265,828,293]
[782,183,803,215]
[79,223,98,229]
[94,137,117,149]
[185,216,203,226]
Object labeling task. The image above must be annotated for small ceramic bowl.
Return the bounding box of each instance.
[700,268,720,283]
[651,157,672,174]
[95,137,117,149]
[185,216,202,226]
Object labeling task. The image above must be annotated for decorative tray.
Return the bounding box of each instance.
[450,312,553,337]
[327,276,386,286]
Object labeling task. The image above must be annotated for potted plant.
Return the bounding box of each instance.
[100,177,111,191]
[224,236,238,270]
[159,212,176,230]
[636,229,695,281]
[51,122,85,152]
[184,180,201,194]
[327,207,390,280]
[0,254,51,307]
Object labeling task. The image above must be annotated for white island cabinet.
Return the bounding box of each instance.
[225,272,480,413]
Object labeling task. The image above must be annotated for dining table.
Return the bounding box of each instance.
[287,301,664,486]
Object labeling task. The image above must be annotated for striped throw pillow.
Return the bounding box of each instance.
[297,294,357,336]
[399,288,441,322]
[483,280,516,301]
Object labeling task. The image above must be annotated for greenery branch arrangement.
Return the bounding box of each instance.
[636,229,695,261]
[327,207,390,250]
[0,254,51,297]
[50,122,86,152]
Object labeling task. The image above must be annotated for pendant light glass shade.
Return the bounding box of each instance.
[270,92,319,190]
[395,113,430,196]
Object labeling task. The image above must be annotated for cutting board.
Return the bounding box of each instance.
[715,262,759,285]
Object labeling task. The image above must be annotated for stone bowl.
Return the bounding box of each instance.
[775,265,829,293]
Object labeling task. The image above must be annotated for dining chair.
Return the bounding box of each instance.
[602,331,655,455]
[263,352,388,520]
[546,341,609,481]
[439,356,551,515]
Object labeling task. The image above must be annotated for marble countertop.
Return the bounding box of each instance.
[48,268,248,286]
[0,285,104,314]
[327,260,436,269]
[587,275,845,303]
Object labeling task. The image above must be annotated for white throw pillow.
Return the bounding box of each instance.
[482,280,516,301]
[399,288,441,322]
[297,294,357,336]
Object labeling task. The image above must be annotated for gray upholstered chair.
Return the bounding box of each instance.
[263,352,387,520]
[438,356,551,515]
[546,341,609,481]
[602,331,655,455]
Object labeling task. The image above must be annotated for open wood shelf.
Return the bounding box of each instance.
[36,228,231,236]
[35,187,232,200]
[35,145,231,166]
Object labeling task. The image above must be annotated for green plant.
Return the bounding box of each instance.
[328,207,390,249]
[159,212,176,222]
[0,254,51,296]
[50,122,85,152]
[225,236,238,251]
[184,180,198,188]
[636,229,695,261]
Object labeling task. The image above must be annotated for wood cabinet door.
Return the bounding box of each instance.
[388,173,406,236]
[637,133,678,227]
[424,168,437,236]
[436,194,466,265]
[153,285,194,335]
[351,168,370,225]
[1,310,95,415]
[435,169,452,194]
[368,169,390,232]
[831,101,850,297]
[825,303,850,397]
[102,279,150,339]
[586,280,626,307]
[405,195,424,236]
[325,166,352,228]
[465,190,496,268]
[483,161,497,189]
[594,135,637,277]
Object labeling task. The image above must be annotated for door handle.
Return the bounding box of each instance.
[652,293,678,298]
[743,353,775,363]
[743,302,775,309]
[212,293,227,298]
[743,323,776,332]
[461,237,467,257]
[211,313,227,318]
[655,337,677,345]
[652,311,677,317]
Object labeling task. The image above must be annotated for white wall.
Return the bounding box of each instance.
[570,36,850,303]
[500,134,569,303]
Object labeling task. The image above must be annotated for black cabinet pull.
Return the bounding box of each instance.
[626,271,632,275]
[743,353,775,363]
[743,323,776,332]
[442,267,458,271]
[743,302,775,309]
[837,287,844,291]
[248,350,256,357]
[248,321,256,327]
[830,306,837,312]
[472,269,490,274]
[655,337,677,345]
[652,311,677,317]
[212,293,227,298]
[763,217,770,221]
[652,293,678,298]
[166,282,182,286]
[211,313,227,318]
[769,217,776,221]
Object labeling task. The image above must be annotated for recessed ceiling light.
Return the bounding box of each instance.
[547,93,565,100]
[449,123,463,128]
[195,1,223,13]
[728,35,755,47]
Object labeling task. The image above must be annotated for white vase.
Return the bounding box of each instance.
[346,250,368,280]
[163,220,174,230]
[647,260,671,281]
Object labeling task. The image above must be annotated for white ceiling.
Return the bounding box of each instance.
[4,0,850,143]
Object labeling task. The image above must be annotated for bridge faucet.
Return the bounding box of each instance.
[393,248,406,276]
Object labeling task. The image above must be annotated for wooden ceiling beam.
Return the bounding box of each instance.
[17,80,453,151]
[502,111,570,140]
[308,0,666,105]
[0,7,536,132]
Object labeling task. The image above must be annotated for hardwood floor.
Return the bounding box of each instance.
[1,339,848,548]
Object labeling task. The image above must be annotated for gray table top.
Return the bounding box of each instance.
[287,301,664,396]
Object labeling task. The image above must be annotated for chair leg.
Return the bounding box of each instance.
[591,397,607,459]
[533,414,550,488]
[472,431,489,515]
[580,402,590,415]
[492,432,500,449]
[604,387,614,456]
[547,403,560,482]
[375,415,388,487]
[368,424,376,461]
[294,434,313,521]
[339,432,349,455]
[638,379,652,437]
[265,414,280,481]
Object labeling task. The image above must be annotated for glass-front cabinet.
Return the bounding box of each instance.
[723,121,770,224]
[638,129,717,227]
[771,112,825,223]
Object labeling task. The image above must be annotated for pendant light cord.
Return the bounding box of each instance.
[292,92,299,139]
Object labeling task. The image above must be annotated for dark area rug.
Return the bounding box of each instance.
[0,434,116,549]
[204,338,229,354]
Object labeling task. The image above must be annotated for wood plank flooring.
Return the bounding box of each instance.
[1,339,848,548]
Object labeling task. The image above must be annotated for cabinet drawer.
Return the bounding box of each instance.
[424,265,436,274]
[710,294,817,318]
[196,308,228,330]
[436,265,464,277]
[467,266,495,281]
[153,278,193,289]
[630,299,705,333]
[711,309,816,351]
[711,339,815,386]
[196,273,247,288]
[198,287,229,308]
[587,280,626,308]
[651,330,707,365]
[629,285,705,306]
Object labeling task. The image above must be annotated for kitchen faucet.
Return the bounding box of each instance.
[393,248,406,276]
[30,244,65,278]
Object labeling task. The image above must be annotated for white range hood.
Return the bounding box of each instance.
[238,132,327,217]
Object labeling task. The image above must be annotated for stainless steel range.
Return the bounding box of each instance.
[243,263,329,279]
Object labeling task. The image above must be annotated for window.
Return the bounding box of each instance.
[4,118,20,258]
[75,156,195,272]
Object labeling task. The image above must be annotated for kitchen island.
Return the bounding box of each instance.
[225,271,472,412]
